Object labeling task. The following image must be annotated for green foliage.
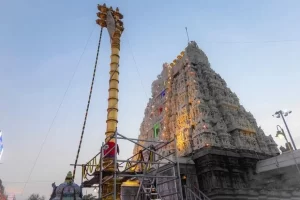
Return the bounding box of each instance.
[27,194,45,200]
[0,179,6,200]
[0,179,4,195]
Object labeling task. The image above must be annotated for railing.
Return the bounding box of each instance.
[184,185,211,200]
[82,152,101,179]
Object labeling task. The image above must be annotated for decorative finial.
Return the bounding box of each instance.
[98,4,108,13]
[65,171,73,184]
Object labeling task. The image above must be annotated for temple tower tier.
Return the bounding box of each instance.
[133,41,300,199]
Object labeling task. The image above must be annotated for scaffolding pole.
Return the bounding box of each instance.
[76,131,183,200]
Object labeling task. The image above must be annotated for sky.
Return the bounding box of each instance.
[0,0,300,199]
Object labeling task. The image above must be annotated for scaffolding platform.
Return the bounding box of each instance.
[76,131,184,200]
[82,171,144,188]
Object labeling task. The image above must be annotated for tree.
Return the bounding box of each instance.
[82,194,97,200]
[27,194,45,200]
[0,179,4,194]
[0,179,7,200]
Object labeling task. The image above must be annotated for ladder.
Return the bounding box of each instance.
[141,177,161,200]
[132,139,183,200]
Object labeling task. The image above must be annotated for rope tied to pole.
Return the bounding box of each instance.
[73,27,104,179]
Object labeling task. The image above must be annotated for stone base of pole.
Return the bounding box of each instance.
[103,157,116,172]
[102,179,121,200]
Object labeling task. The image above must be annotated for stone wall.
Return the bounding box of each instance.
[192,147,300,199]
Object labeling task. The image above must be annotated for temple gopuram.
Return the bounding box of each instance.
[133,41,300,199]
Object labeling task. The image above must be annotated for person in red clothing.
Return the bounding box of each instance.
[103,141,119,158]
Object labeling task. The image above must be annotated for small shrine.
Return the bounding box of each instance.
[50,172,82,200]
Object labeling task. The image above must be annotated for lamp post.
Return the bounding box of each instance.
[273,110,297,150]
[276,125,293,151]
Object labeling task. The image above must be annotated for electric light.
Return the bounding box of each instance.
[273,110,297,150]
[276,131,285,140]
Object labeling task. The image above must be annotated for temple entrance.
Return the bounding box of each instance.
[180,174,187,199]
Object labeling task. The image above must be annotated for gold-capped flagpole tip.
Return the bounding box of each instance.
[117,26,125,32]
[97,12,107,20]
[116,20,123,27]
[116,24,123,29]
[98,4,108,13]
[96,19,107,27]
[113,29,122,38]
[113,12,123,20]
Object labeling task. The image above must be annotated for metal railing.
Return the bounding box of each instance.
[184,185,211,200]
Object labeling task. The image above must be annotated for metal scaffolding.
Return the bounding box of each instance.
[78,131,184,200]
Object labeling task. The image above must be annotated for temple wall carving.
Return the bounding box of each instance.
[133,41,279,158]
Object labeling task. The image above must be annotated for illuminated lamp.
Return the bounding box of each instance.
[275,130,285,140]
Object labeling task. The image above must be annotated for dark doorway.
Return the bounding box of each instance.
[181,174,187,199]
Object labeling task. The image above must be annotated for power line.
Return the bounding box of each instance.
[20,24,97,196]
[203,39,300,44]
[124,32,149,100]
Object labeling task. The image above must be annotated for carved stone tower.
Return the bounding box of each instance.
[134,41,283,199]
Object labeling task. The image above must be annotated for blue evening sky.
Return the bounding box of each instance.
[0,0,299,199]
